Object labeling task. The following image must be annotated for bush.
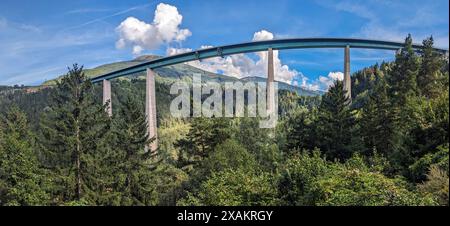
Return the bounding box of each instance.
[279,151,436,206]
[178,168,279,206]
[310,169,435,206]
[409,144,449,181]
[278,149,329,205]
[418,165,449,206]
[201,139,257,175]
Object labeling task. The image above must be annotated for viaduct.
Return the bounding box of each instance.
[91,38,448,152]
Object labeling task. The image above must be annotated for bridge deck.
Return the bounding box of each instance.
[91,38,448,83]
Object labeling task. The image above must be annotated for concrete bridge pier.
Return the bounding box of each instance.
[145,68,158,153]
[267,48,275,113]
[344,45,351,102]
[103,79,112,116]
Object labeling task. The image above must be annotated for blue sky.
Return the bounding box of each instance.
[0,0,448,90]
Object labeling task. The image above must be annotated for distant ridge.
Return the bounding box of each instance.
[42,55,323,96]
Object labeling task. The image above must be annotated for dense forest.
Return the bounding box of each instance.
[0,35,448,206]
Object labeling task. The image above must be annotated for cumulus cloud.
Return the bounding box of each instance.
[318,71,344,90]
[292,72,321,91]
[116,3,191,55]
[168,30,302,85]
[166,47,192,56]
[113,4,315,90]
[253,30,274,41]
[328,71,344,81]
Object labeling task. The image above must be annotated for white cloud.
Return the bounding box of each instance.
[253,30,274,41]
[294,72,321,91]
[132,45,144,55]
[328,71,344,81]
[166,47,192,56]
[318,71,344,90]
[167,30,301,85]
[116,3,191,55]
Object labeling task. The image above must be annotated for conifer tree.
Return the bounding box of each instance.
[111,96,157,205]
[39,64,110,204]
[0,106,49,205]
[176,117,233,165]
[286,109,316,152]
[418,36,444,99]
[388,34,420,105]
[359,78,402,157]
[316,80,356,160]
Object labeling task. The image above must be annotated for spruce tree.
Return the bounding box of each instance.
[418,36,444,99]
[0,106,49,205]
[286,109,316,152]
[111,95,157,205]
[316,80,356,160]
[176,117,233,166]
[359,78,402,157]
[39,64,110,204]
[388,34,420,105]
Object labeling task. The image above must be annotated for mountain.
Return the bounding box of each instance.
[42,55,322,96]
[240,76,320,96]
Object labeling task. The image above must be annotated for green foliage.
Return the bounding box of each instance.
[285,108,317,152]
[279,151,436,206]
[236,117,281,172]
[418,165,449,206]
[151,163,189,206]
[0,35,448,206]
[389,34,420,103]
[38,64,111,204]
[0,106,49,205]
[278,149,329,205]
[201,139,257,175]
[310,167,435,206]
[409,144,449,181]
[358,78,402,157]
[316,80,356,160]
[108,95,159,205]
[176,117,234,166]
[418,36,446,98]
[158,118,190,164]
[178,168,279,206]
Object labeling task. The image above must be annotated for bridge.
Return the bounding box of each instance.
[91,38,448,152]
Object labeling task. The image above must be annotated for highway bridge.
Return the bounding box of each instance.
[91,38,448,151]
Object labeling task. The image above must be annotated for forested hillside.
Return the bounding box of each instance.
[0,35,448,206]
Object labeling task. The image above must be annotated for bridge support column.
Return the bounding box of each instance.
[146,68,158,153]
[103,79,112,116]
[267,48,275,113]
[344,45,351,102]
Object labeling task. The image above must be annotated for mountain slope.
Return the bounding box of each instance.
[43,55,322,96]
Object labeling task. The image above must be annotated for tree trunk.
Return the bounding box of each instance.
[75,119,81,200]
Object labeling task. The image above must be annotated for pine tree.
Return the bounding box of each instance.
[286,109,316,152]
[237,117,281,171]
[316,80,356,160]
[38,64,110,204]
[388,34,420,105]
[111,96,157,205]
[383,35,448,176]
[358,93,378,155]
[176,117,233,166]
[418,36,444,99]
[0,106,49,205]
[359,78,402,157]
